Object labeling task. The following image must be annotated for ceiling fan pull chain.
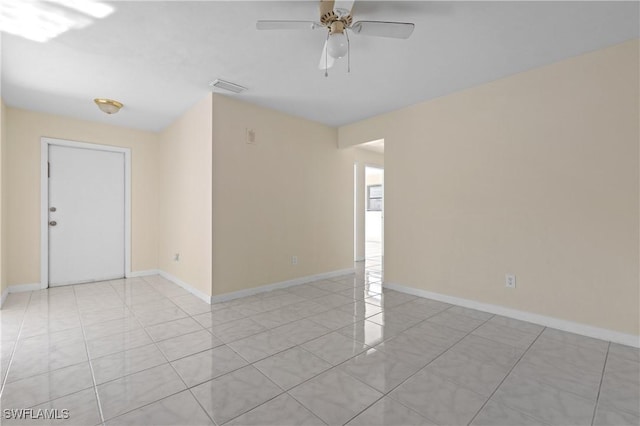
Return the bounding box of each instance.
[346,29,351,73]
[325,32,330,77]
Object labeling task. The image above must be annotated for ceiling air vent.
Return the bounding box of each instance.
[209,79,247,94]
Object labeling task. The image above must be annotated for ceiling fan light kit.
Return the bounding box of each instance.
[327,23,348,59]
[256,0,415,77]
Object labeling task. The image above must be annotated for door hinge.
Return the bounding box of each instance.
[48,162,50,178]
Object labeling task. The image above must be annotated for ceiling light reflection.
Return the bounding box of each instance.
[0,0,114,42]
[49,0,113,19]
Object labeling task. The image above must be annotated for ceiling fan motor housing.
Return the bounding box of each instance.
[330,20,346,34]
[320,9,337,25]
[321,10,352,32]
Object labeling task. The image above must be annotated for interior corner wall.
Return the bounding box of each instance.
[351,148,384,262]
[1,100,7,295]
[5,108,160,286]
[339,39,640,336]
[211,94,352,296]
[158,94,213,297]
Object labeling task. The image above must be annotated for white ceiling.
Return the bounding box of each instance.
[1,1,638,132]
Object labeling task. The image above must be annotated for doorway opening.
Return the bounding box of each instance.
[40,137,131,289]
[365,165,383,280]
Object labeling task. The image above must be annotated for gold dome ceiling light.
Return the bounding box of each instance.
[94,98,123,114]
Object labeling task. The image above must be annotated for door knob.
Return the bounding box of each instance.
[49,207,57,212]
[49,221,57,226]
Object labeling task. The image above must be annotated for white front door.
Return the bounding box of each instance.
[48,145,125,286]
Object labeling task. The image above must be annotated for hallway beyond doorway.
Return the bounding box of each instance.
[364,241,383,284]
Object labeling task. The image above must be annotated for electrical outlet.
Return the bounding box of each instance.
[291,256,298,265]
[246,128,256,144]
[505,273,516,288]
[174,253,180,262]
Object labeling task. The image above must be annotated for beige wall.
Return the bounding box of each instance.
[5,108,159,285]
[339,39,640,335]
[353,148,384,166]
[352,148,384,260]
[211,94,353,296]
[1,100,7,294]
[158,95,213,296]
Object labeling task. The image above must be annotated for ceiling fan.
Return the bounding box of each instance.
[256,0,415,75]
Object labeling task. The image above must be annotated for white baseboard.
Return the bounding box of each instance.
[385,282,640,349]
[157,270,212,304]
[315,268,357,280]
[0,283,42,309]
[8,283,42,293]
[127,269,160,278]
[210,268,356,304]
[0,268,357,310]
[0,288,8,308]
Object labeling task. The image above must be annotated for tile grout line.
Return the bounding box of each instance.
[466,326,547,425]
[51,272,364,418]
[321,386,386,426]
[83,277,190,423]
[115,275,187,332]
[216,368,317,426]
[169,275,386,424]
[5,277,402,377]
[222,298,385,368]
[209,299,361,352]
[72,284,107,425]
[252,293,489,425]
[95,276,215,425]
[1,273,366,425]
[186,388,218,426]
[12,270,629,426]
[285,379,349,426]
[212,276,381,326]
[125,275,338,424]
[590,341,611,426]
[138,276,219,426]
[0,291,33,398]
[15,294,371,417]
[59,275,304,421]
[500,333,615,404]
[338,305,499,426]
[141,276,338,426]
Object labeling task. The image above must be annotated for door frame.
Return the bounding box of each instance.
[40,137,132,289]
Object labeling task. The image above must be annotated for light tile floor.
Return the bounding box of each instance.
[0,255,638,426]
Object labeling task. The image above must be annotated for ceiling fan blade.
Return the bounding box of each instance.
[256,20,321,30]
[318,39,336,70]
[350,21,415,39]
[334,0,355,16]
[319,0,335,19]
